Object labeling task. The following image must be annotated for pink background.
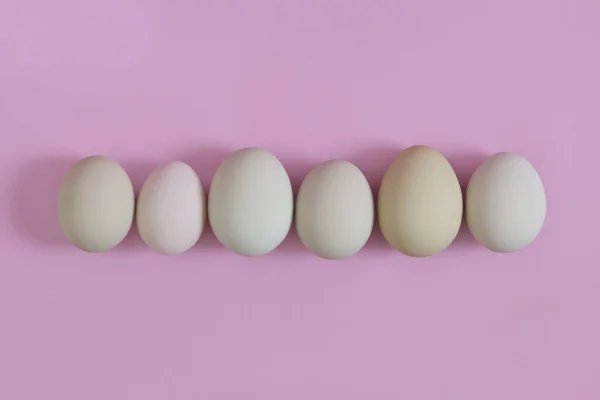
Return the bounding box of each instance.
[1,0,599,398]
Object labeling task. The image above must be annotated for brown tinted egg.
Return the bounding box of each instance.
[378,146,463,257]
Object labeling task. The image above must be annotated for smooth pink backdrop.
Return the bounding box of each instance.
[1,0,599,398]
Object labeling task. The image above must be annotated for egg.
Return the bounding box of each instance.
[58,156,135,252]
[466,152,546,253]
[136,162,205,255]
[208,148,293,256]
[296,160,374,259]
[378,146,463,257]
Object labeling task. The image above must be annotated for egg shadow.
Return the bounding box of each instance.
[273,225,310,255]
[10,155,79,246]
[445,149,489,249]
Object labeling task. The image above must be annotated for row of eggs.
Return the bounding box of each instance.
[58,146,546,258]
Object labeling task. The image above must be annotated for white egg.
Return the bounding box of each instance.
[136,162,205,255]
[58,156,134,252]
[296,160,374,259]
[208,148,293,256]
[466,152,546,253]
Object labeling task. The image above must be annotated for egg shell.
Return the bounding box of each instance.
[378,145,463,257]
[58,156,135,252]
[208,148,293,256]
[466,152,546,253]
[136,162,205,255]
[296,160,374,259]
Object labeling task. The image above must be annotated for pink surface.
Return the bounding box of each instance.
[1,0,599,398]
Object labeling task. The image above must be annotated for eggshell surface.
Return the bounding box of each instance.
[466,152,546,253]
[136,162,205,255]
[378,146,463,257]
[208,148,293,256]
[58,156,135,252]
[296,160,374,259]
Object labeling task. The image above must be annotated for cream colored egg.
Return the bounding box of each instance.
[208,148,293,256]
[58,156,135,252]
[378,146,463,257]
[466,152,546,253]
[136,162,205,255]
[296,160,374,259]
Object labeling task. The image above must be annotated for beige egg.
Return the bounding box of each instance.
[58,156,135,252]
[296,160,374,259]
[208,148,293,256]
[378,146,463,257]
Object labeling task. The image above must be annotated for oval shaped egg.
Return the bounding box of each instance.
[58,155,134,252]
[296,160,374,259]
[136,161,205,255]
[466,152,546,253]
[208,148,293,256]
[378,145,463,257]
